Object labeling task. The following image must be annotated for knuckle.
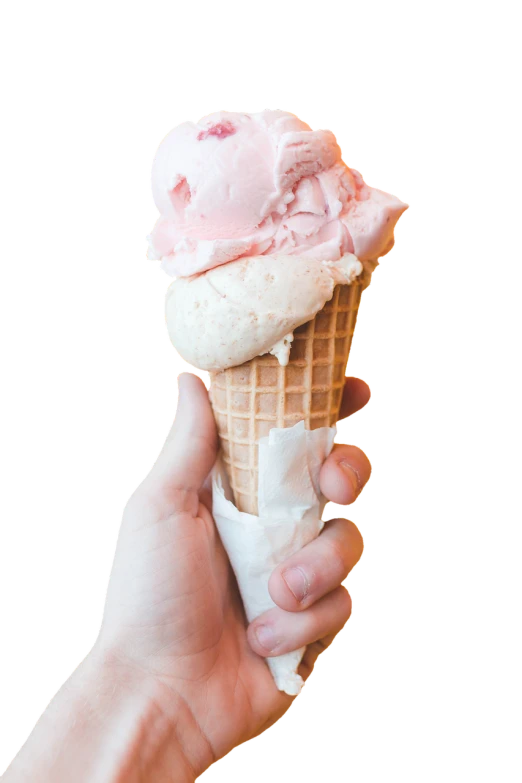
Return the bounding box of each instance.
[348,520,365,554]
[326,536,349,578]
[336,586,353,621]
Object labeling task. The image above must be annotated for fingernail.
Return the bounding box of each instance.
[255,625,278,652]
[283,567,310,603]
[339,461,361,497]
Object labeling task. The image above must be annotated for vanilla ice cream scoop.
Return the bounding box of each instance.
[166,254,362,372]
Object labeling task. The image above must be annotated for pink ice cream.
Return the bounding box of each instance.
[148,110,407,277]
[151,110,407,371]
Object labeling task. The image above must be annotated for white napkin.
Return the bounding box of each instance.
[212,421,335,695]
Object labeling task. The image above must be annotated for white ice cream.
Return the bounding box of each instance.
[165,253,363,372]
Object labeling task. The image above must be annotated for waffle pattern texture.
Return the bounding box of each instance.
[210,281,363,514]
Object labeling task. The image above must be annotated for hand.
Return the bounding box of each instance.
[95,373,371,777]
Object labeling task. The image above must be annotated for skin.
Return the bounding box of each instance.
[3,374,371,782]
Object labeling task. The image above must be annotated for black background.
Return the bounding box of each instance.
[0,122,176,769]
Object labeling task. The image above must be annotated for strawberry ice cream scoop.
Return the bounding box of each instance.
[148,110,407,277]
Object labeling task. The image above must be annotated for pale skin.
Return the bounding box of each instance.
[3,373,372,782]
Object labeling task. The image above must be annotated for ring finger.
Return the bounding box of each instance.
[248,586,352,658]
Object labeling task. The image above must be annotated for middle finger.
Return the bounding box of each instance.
[268,517,364,612]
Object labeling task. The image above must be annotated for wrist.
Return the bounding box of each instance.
[81,645,212,783]
[5,645,213,783]
[85,640,214,783]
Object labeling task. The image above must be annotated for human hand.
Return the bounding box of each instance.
[95,373,371,778]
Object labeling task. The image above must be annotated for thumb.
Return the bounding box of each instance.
[144,373,218,501]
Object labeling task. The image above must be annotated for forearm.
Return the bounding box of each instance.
[3,648,208,783]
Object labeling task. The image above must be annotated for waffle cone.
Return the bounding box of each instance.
[210,281,363,514]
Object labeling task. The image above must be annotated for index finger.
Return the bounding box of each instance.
[339,375,372,421]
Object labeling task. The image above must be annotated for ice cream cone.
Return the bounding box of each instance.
[151,109,406,694]
[210,280,363,515]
